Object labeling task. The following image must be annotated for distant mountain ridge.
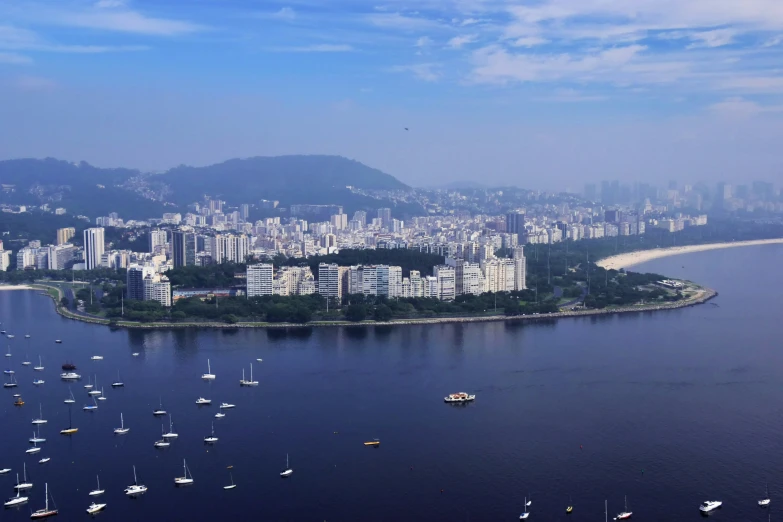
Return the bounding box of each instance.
[0,155,419,219]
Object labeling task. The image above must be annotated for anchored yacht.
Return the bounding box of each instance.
[699,501,722,513]
[444,392,476,403]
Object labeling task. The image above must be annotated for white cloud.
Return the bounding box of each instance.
[461,18,480,26]
[389,63,441,82]
[0,25,149,53]
[94,0,126,8]
[257,7,296,21]
[0,52,31,64]
[271,44,354,53]
[717,76,783,93]
[762,35,783,47]
[415,36,432,47]
[447,34,478,49]
[57,8,206,36]
[512,36,548,47]
[708,97,783,117]
[367,12,442,31]
[14,75,56,91]
[687,28,737,48]
[534,88,608,102]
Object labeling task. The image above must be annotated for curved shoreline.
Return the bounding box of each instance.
[24,281,717,330]
[596,238,783,271]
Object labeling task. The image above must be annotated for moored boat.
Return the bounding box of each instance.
[444,392,476,403]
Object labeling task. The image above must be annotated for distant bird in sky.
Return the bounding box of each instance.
[404,127,409,131]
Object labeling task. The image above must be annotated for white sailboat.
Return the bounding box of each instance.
[759,483,771,506]
[615,495,632,519]
[3,374,17,388]
[88,376,102,396]
[0,468,10,474]
[64,387,75,404]
[111,370,124,387]
[83,397,98,411]
[201,359,216,380]
[240,363,259,386]
[26,440,42,454]
[38,457,50,465]
[223,471,236,490]
[32,378,45,386]
[162,416,178,439]
[154,424,170,448]
[33,356,43,372]
[32,404,47,425]
[204,422,218,444]
[174,459,194,486]
[153,397,166,416]
[5,344,10,357]
[114,413,129,435]
[15,463,32,490]
[4,475,28,507]
[89,476,105,497]
[280,454,293,477]
[527,494,532,507]
[519,497,530,519]
[97,387,107,401]
[29,426,46,444]
[84,375,93,390]
[124,466,147,497]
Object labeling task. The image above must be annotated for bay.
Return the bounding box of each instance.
[1,244,782,521]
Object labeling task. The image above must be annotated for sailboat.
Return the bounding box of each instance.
[174,459,194,486]
[162,416,178,439]
[29,426,46,443]
[204,423,218,444]
[88,377,101,396]
[566,495,573,514]
[280,454,293,477]
[15,463,33,490]
[111,370,124,387]
[615,496,632,519]
[154,424,170,448]
[124,466,147,497]
[26,440,41,454]
[63,388,75,405]
[33,356,43,372]
[32,404,47,425]
[60,407,78,435]
[38,458,50,465]
[223,471,236,490]
[89,476,105,497]
[605,500,608,522]
[97,387,107,401]
[84,376,93,390]
[759,483,771,506]
[83,397,98,412]
[240,363,259,386]
[3,374,18,388]
[4,475,28,507]
[201,359,216,380]
[5,344,10,357]
[519,497,530,519]
[153,397,166,416]
[0,468,10,474]
[114,413,129,435]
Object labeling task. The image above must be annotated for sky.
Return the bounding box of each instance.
[1,0,783,189]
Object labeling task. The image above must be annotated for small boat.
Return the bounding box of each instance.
[14,396,25,406]
[124,466,147,497]
[162,416,178,439]
[15,463,33,491]
[114,413,129,435]
[84,376,93,389]
[223,471,236,490]
[61,362,76,371]
[21,360,31,366]
[153,397,166,416]
[97,387,107,401]
[759,483,771,507]
[54,340,62,344]
[280,453,293,477]
[519,496,529,519]
[699,501,722,513]
[83,398,99,412]
[364,439,380,447]
[26,440,42,454]
[6,334,14,339]
[32,404,47,425]
[219,403,235,410]
[4,374,18,388]
[444,392,475,403]
[566,495,573,514]
[90,355,103,361]
[154,424,170,448]
[60,372,80,381]
[4,478,28,507]
[25,334,30,339]
[64,388,75,404]
[240,363,259,386]
[32,379,44,386]
[5,344,13,357]
[615,495,632,519]
[59,407,77,435]
[204,422,218,444]
[132,352,139,357]
[29,427,46,443]
[256,358,263,362]
[33,356,43,372]
[111,371,124,387]
[201,359,216,380]
[88,377,101,396]
[3,368,13,375]
[0,468,10,474]
[86,502,106,515]
[215,412,226,419]
[89,476,105,497]
[38,458,50,465]
[196,397,211,405]
[174,459,194,486]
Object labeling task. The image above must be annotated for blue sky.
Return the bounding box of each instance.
[1,0,782,188]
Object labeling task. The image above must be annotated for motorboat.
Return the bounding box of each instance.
[220,403,235,409]
[38,458,50,465]
[196,397,212,405]
[33,379,45,386]
[280,454,293,477]
[60,372,81,381]
[215,412,226,419]
[699,501,722,513]
[364,440,380,447]
[90,356,103,361]
[204,423,218,444]
[54,340,62,344]
[14,396,24,406]
[131,352,139,356]
[86,502,106,515]
[61,362,76,371]
[174,459,194,486]
[201,359,216,380]
[25,334,30,339]
[124,466,147,497]
[89,476,105,497]
[114,413,129,435]
[444,392,475,403]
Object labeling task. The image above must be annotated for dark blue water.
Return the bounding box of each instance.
[1,244,782,522]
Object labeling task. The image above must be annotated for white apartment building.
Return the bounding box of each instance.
[0,250,11,272]
[409,270,423,298]
[83,227,105,270]
[513,246,527,291]
[274,266,315,296]
[483,258,516,293]
[246,263,274,297]
[143,274,171,307]
[434,265,456,301]
[149,229,168,253]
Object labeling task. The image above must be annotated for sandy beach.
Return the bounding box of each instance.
[596,238,783,270]
[0,284,33,291]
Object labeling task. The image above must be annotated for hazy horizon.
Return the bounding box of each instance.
[1,0,782,190]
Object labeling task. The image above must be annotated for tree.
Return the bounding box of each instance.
[291,306,312,324]
[373,304,393,321]
[345,304,367,322]
[222,314,238,324]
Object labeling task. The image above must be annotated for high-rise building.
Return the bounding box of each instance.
[127,264,155,300]
[505,211,526,236]
[240,204,250,221]
[143,274,171,307]
[149,229,168,253]
[247,263,274,297]
[0,250,11,272]
[513,246,527,291]
[462,262,484,295]
[409,270,423,297]
[377,208,392,229]
[56,227,75,245]
[434,265,456,301]
[330,213,348,231]
[210,234,249,264]
[483,258,515,293]
[83,227,105,270]
[47,244,76,270]
[604,209,623,223]
[353,211,367,228]
[388,266,403,298]
[172,230,196,267]
[318,263,341,299]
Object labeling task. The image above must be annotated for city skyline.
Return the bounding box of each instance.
[1,1,783,188]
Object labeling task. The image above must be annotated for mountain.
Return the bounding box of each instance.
[161,155,411,206]
[0,155,420,219]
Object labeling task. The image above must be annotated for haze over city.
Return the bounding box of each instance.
[2,0,783,189]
